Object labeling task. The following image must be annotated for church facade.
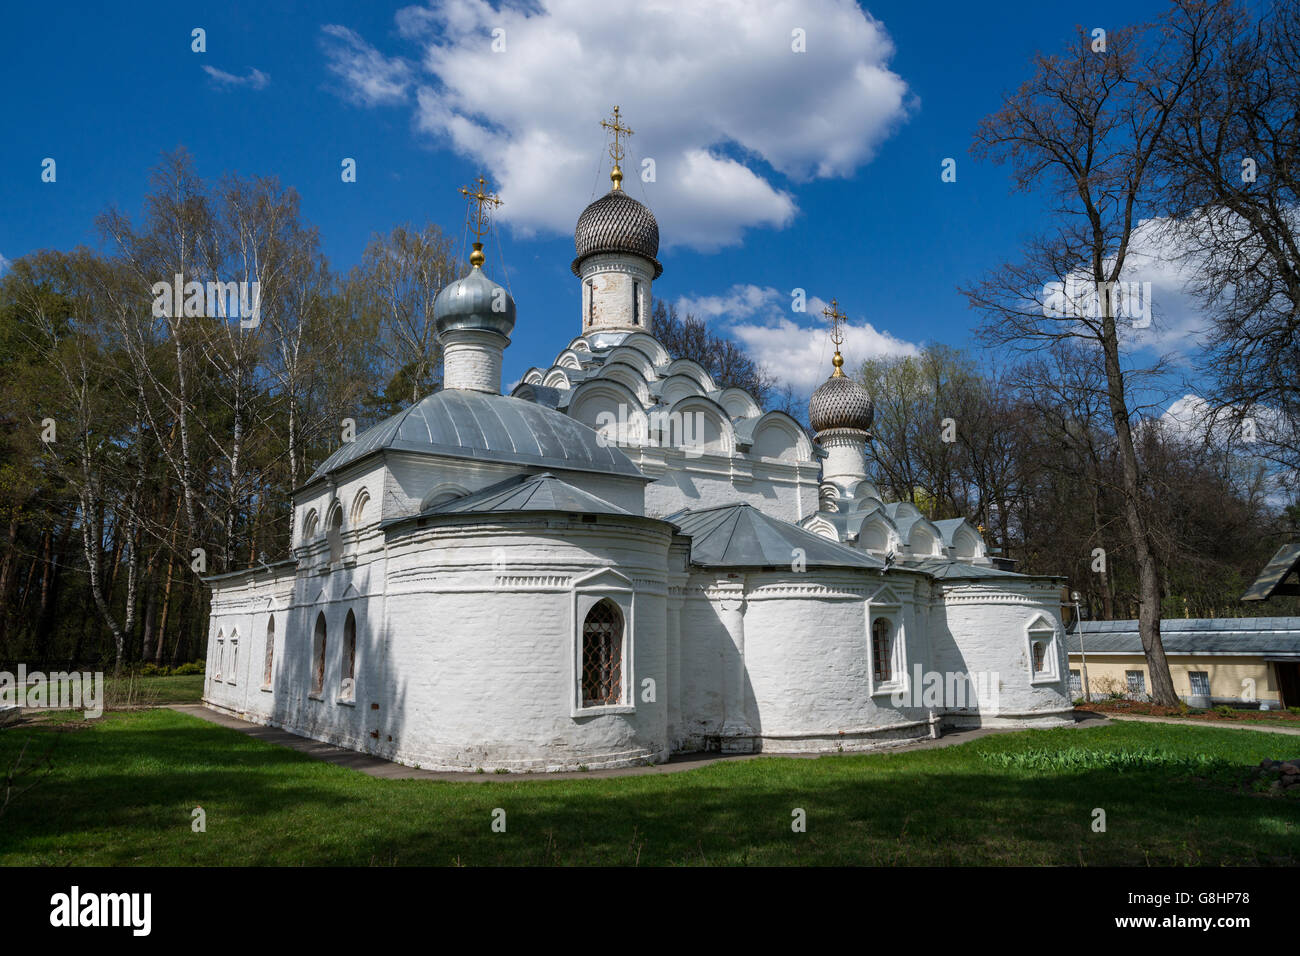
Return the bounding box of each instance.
[202,135,1074,772]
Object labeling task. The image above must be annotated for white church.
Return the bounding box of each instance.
[203,117,1074,771]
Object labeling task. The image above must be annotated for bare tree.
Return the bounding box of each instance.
[963,9,1221,704]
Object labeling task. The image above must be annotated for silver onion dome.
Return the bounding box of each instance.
[809,374,874,434]
[571,189,663,277]
[434,263,517,339]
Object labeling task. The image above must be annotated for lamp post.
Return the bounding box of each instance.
[1072,590,1091,703]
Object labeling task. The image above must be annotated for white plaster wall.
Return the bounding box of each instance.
[742,573,931,750]
[929,580,1074,725]
[636,450,820,522]
[209,513,674,772]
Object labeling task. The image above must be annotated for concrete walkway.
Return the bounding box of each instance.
[168,704,1108,783]
[1103,712,1300,737]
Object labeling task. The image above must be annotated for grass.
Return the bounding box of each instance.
[0,709,1296,866]
[103,673,205,707]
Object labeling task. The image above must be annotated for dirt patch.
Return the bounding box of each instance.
[1078,699,1300,725]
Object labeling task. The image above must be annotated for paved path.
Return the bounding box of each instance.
[1102,712,1300,737]
[168,704,1107,783]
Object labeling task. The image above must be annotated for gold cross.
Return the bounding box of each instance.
[459,174,503,243]
[822,298,848,377]
[822,298,846,347]
[600,105,633,167]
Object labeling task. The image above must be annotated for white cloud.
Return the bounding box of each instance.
[321,25,412,106]
[0,253,10,275]
[202,66,270,90]
[338,0,913,249]
[676,283,919,394]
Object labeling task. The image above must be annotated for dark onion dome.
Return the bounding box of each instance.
[571,188,663,278]
[809,373,874,433]
[433,262,517,339]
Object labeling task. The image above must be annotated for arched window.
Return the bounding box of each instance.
[311,613,327,697]
[1027,617,1058,680]
[214,631,225,683]
[581,599,624,706]
[327,504,344,564]
[229,635,239,685]
[263,617,275,687]
[872,618,893,684]
[340,610,357,702]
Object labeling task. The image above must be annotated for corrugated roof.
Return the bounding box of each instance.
[1242,542,1300,601]
[669,503,887,570]
[306,389,644,485]
[1067,618,1300,656]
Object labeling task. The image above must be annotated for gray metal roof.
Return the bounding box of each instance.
[908,560,1036,581]
[1242,542,1300,601]
[418,472,631,517]
[669,503,887,571]
[1068,618,1300,657]
[306,389,644,484]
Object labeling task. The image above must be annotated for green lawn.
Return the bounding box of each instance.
[103,673,205,707]
[1,709,1295,866]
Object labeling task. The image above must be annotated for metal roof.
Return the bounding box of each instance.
[1067,618,1300,657]
[908,560,1040,581]
[1241,542,1300,601]
[417,472,631,517]
[306,389,645,485]
[668,503,888,571]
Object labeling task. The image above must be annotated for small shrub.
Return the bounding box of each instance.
[173,661,205,676]
[1214,705,1235,718]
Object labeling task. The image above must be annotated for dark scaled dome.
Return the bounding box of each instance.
[571,189,663,278]
[809,374,874,433]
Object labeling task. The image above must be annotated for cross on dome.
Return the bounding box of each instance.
[822,297,848,377]
[459,174,503,267]
[600,105,634,190]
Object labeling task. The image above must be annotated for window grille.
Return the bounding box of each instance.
[582,600,623,706]
[872,618,893,684]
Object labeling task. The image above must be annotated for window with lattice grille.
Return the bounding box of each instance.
[582,599,623,706]
[872,618,893,684]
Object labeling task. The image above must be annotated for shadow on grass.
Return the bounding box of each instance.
[1,711,1295,866]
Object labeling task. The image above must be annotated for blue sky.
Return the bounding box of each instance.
[0,0,1195,399]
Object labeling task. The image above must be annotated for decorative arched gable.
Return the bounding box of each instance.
[420,482,472,511]
[662,358,716,392]
[716,387,762,420]
[568,379,648,445]
[666,396,734,456]
[657,373,706,406]
[748,411,814,462]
